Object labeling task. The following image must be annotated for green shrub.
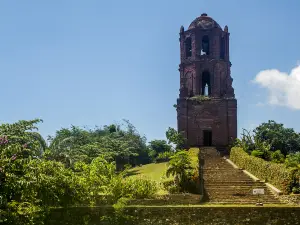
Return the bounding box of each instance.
[161,178,174,189]
[161,179,180,194]
[251,150,264,158]
[124,177,158,199]
[189,95,211,102]
[285,152,300,168]
[167,184,181,194]
[110,176,158,199]
[156,151,174,162]
[230,147,299,194]
[4,201,45,225]
[271,150,285,163]
[292,187,300,194]
[165,148,200,194]
[166,151,193,191]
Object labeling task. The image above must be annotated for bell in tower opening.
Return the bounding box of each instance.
[176,13,237,153]
[204,84,209,96]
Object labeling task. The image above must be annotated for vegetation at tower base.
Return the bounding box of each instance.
[231,120,300,194]
[230,147,299,194]
[3,118,299,224]
[0,119,164,224]
[0,119,202,224]
[155,151,174,163]
[161,148,200,194]
[188,95,211,102]
[129,148,200,195]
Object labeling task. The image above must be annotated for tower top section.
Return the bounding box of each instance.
[179,13,229,62]
[188,13,222,30]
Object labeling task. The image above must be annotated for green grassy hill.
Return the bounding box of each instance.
[128,148,199,182]
[128,162,169,181]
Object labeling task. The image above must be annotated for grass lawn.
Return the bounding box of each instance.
[128,162,169,181]
[128,148,200,195]
[128,148,199,182]
[128,162,171,195]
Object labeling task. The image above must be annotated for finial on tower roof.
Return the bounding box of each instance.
[224,25,228,32]
[180,25,184,33]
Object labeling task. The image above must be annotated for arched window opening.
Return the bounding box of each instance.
[185,38,192,58]
[201,71,211,96]
[201,36,210,55]
[220,36,225,59]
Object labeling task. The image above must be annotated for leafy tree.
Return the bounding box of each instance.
[0,119,47,158]
[47,126,94,166]
[148,139,172,160]
[166,127,186,150]
[47,120,151,168]
[234,129,256,153]
[0,119,158,224]
[149,140,171,154]
[234,128,277,160]
[104,124,118,134]
[253,120,300,155]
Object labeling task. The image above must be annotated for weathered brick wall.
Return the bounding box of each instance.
[177,14,237,148]
[177,98,237,147]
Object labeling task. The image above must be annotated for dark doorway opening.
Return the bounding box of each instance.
[203,130,212,146]
[185,37,192,58]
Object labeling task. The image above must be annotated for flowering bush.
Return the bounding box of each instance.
[0,135,8,145]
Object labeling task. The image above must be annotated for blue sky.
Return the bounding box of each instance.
[0,0,300,141]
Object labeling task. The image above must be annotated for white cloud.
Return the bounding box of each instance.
[255,102,265,107]
[253,65,300,110]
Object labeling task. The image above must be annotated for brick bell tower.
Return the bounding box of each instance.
[177,13,237,150]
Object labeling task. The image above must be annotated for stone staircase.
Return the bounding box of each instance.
[202,147,283,204]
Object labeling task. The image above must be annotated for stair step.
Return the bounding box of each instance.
[206,194,275,197]
[204,181,264,184]
[204,178,254,180]
[206,196,281,200]
[205,189,272,193]
[208,201,283,204]
[201,147,282,204]
[207,200,282,203]
[205,185,269,188]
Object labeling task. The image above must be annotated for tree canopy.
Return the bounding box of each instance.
[0,119,161,224]
[253,120,300,155]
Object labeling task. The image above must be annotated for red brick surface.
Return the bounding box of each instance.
[177,14,237,148]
